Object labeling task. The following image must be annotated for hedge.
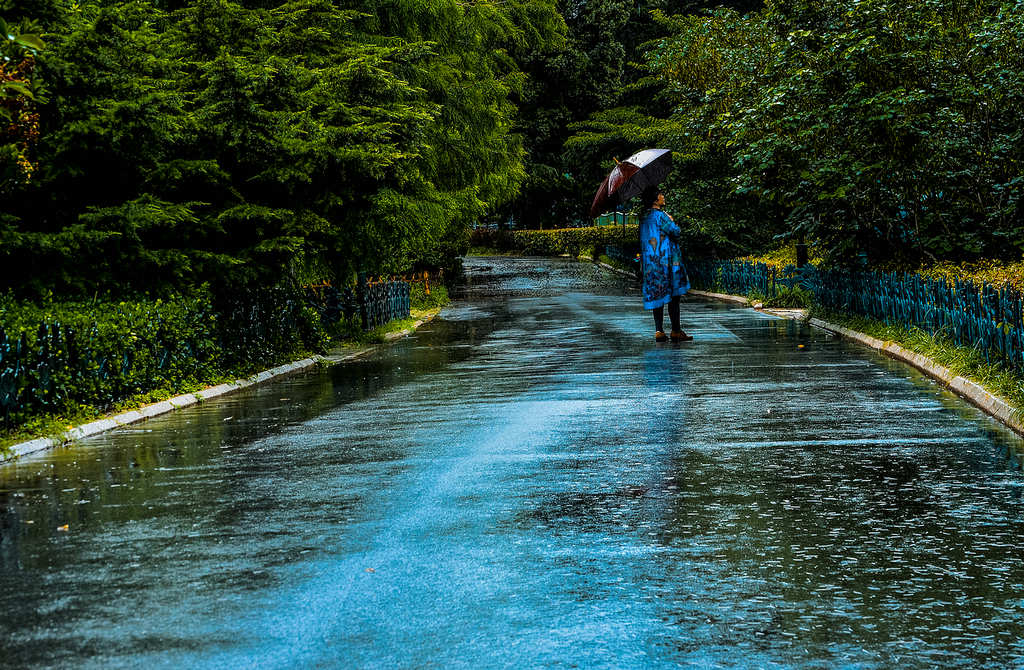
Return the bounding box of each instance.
[0,274,442,433]
[0,289,324,431]
[470,224,713,259]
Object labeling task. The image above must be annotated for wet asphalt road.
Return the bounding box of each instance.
[2,256,1024,669]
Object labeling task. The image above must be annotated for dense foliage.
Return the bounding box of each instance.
[0,280,450,432]
[6,0,1024,294]
[0,14,45,196]
[502,0,765,231]
[0,292,223,428]
[0,0,563,298]
[624,0,1024,265]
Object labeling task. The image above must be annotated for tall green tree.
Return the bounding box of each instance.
[506,0,625,229]
[644,0,1024,264]
[0,1,185,295]
[0,0,563,297]
[162,0,451,288]
[0,13,46,199]
[340,0,563,269]
[561,0,767,245]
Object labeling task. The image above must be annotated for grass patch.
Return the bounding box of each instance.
[362,318,418,343]
[812,307,1024,411]
[1,407,94,453]
[763,285,814,308]
[411,284,449,310]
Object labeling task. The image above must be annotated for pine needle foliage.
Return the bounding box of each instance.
[0,0,563,298]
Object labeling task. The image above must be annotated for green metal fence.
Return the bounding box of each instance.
[688,259,784,298]
[814,268,1024,370]
[689,259,1024,372]
[361,281,412,330]
[0,316,216,429]
[303,280,411,331]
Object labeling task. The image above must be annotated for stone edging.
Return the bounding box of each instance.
[687,289,749,305]
[685,286,1023,437]
[596,261,634,278]
[2,313,439,464]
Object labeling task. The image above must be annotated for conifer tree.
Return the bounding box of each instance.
[0,0,563,296]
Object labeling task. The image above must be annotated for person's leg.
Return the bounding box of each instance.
[668,296,680,332]
[653,306,664,333]
[669,296,693,341]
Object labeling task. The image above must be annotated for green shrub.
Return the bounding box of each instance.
[914,259,1024,293]
[469,226,637,256]
[0,286,334,432]
[0,292,222,427]
[213,287,330,367]
[411,283,449,310]
[763,285,814,308]
[740,241,826,269]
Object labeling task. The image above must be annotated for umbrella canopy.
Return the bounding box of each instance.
[588,148,672,218]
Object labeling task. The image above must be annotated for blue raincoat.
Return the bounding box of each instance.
[639,208,689,310]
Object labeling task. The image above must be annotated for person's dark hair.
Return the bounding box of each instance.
[641,186,661,210]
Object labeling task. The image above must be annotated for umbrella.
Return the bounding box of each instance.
[588,148,672,218]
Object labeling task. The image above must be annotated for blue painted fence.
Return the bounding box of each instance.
[689,259,1024,372]
[304,280,411,331]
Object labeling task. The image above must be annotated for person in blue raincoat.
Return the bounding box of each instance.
[638,186,692,342]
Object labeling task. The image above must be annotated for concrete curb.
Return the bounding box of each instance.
[2,311,441,464]
[686,286,1024,437]
[596,261,636,279]
[687,289,750,305]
